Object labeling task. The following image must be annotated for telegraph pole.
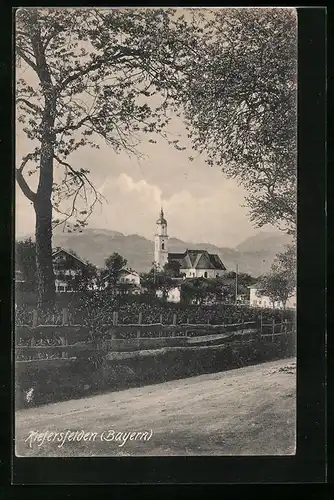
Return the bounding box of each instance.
[235,263,238,305]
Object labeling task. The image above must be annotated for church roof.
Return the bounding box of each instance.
[168,249,226,270]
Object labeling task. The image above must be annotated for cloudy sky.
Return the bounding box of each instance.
[16,122,277,248]
[15,7,278,249]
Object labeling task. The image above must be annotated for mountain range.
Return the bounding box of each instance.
[46,228,292,278]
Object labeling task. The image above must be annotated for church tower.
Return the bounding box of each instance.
[154,207,169,269]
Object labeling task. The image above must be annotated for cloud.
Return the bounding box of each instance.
[91,173,256,247]
[15,169,260,247]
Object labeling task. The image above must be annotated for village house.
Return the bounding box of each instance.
[100,268,141,295]
[249,284,296,310]
[52,247,89,292]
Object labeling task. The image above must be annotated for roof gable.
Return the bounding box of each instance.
[119,268,139,277]
[193,251,213,269]
[52,248,87,266]
[209,254,226,270]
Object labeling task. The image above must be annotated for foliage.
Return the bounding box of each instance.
[164,260,182,278]
[257,244,296,307]
[140,267,157,297]
[224,271,257,296]
[15,238,37,287]
[181,277,233,305]
[140,263,175,300]
[104,252,128,289]
[179,8,297,233]
[16,296,295,328]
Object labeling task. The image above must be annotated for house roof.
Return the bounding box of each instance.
[168,249,226,271]
[52,248,87,266]
[119,268,139,276]
[101,267,139,281]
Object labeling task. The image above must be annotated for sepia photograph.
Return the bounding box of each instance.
[14,7,297,458]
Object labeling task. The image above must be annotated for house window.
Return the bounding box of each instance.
[253,300,257,306]
[162,243,165,250]
[57,285,65,292]
[204,272,208,278]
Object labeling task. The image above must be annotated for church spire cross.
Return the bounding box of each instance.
[156,206,167,225]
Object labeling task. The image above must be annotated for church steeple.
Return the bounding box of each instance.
[156,206,167,225]
[154,207,168,269]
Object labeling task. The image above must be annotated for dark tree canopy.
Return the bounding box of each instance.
[15,238,37,287]
[179,8,297,233]
[104,252,127,288]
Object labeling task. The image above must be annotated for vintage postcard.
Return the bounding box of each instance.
[14,7,297,458]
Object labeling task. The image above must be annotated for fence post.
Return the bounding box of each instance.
[62,308,69,326]
[60,336,68,359]
[113,311,118,326]
[172,313,177,337]
[32,309,38,328]
[111,311,118,342]
[137,311,142,344]
[159,313,163,337]
[272,318,275,342]
[260,313,263,335]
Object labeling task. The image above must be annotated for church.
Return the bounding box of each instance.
[154,208,226,278]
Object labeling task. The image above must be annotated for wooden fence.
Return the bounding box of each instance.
[15,308,295,364]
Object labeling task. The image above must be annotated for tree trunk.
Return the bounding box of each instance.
[34,133,56,310]
[18,11,57,310]
[34,193,55,310]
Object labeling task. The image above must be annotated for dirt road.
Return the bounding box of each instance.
[15,357,296,457]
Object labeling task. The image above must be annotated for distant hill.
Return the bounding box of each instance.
[28,227,293,278]
[236,231,292,253]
